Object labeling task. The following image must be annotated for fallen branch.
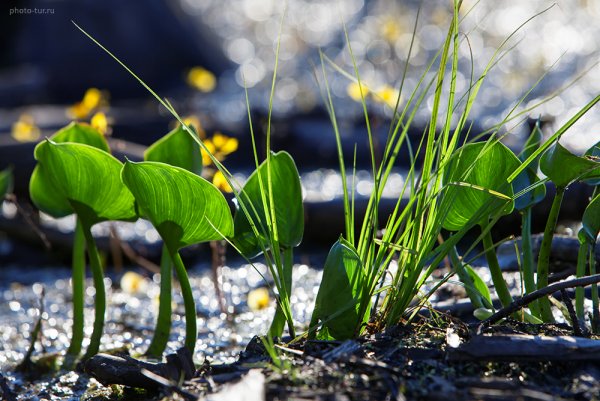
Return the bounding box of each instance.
[447,334,600,362]
[478,274,600,331]
[84,347,194,390]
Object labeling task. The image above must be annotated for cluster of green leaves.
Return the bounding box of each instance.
[64,0,600,359]
[28,123,237,362]
[305,0,600,338]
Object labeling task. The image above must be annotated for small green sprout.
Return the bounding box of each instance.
[442,141,521,310]
[142,123,202,358]
[30,135,136,360]
[537,142,600,321]
[309,237,367,340]
[232,151,303,338]
[121,161,233,354]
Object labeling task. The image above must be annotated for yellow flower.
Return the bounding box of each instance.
[11,114,40,142]
[187,67,217,93]
[201,132,239,166]
[212,170,233,193]
[247,287,270,311]
[68,88,107,119]
[212,132,238,155]
[82,88,103,110]
[374,85,401,109]
[347,81,370,102]
[201,139,216,166]
[120,271,148,294]
[381,18,402,43]
[90,111,110,135]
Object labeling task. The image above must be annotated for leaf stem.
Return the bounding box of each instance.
[169,249,197,354]
[520,209,540,317]
[482,228,513,308]
[66,221,85,358]
[537,186,565,322]
[81,221,106,360]
[590,244,599,333]
[269,247,295,338]
[449,246,484,309]
[575,239,588,321]
[146,244,172,358]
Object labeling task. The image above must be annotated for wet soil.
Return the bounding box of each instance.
[1,234,598,400]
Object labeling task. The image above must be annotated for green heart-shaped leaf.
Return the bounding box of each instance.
[51,122,110,152]
[31,141,136,225]
[232,151,303,258]
[309,238,367,340]
[465,264,493,308]
[581,192,600,243]
[29,123,111,218]
[540,142,600,187]
[144,125,202,175]
[121,161,233,251]
[0,166,13,198]
[583,140,600,186]
[442,141,521,231]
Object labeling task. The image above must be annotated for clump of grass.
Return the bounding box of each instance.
[66,0,600,355]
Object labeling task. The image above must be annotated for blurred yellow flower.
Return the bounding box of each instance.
[187,67,217,93]
[68,88,108,119]
[347,81,370,102]
[381,18,402,42]
[374,85,401,109]
[90,111,110,135]
[182,115,206,139]
[212,132,238,154]
[212,170,233,193]
[120,271,148,294]
[202,140,216,166]
[11,114,40,142]
[82,88,102,110]
[201,132,239,166]
[247,287,270,311]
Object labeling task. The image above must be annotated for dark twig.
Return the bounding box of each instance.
[560,289,583,337]
[16,287,45,373]
[478,274,600,332]
[108,224,124,272]
[210,240,227,314]
[113,228,160,274]
[6,194,51,249]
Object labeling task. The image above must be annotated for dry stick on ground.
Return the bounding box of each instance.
[478,274,600,333]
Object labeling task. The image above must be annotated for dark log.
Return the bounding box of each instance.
[83,347,194,390]
[447,334,600,362]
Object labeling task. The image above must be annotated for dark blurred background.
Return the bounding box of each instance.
[1,0,599,260]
